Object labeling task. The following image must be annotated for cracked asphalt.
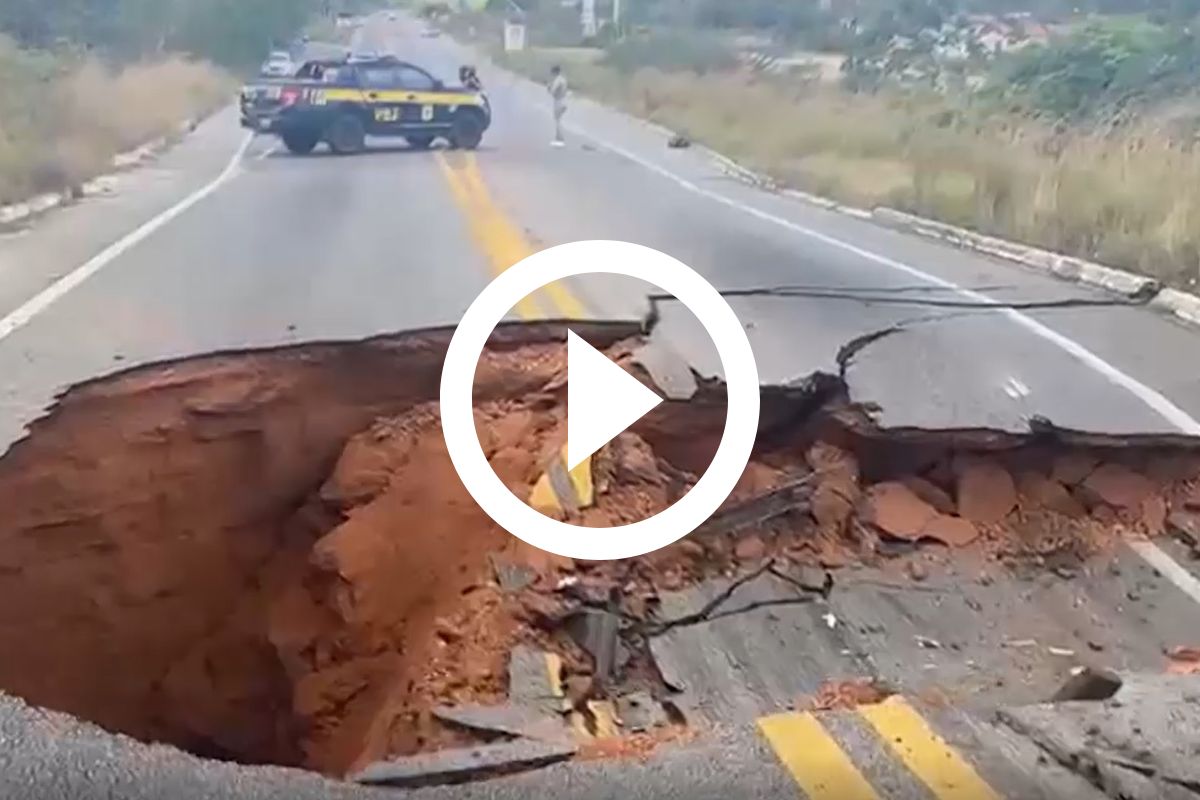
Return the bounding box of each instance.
[1,10,1200,800]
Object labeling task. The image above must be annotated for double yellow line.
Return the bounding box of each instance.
[759,696,1001,800]
[437,153,1000,800]
[435,151,587,320]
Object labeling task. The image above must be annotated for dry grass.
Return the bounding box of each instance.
[502,49,1200,289]
[0,45,231,205]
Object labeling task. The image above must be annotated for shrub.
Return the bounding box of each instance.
[0,41,230,205]
[602,31,737,74]
[499,46,1200,288]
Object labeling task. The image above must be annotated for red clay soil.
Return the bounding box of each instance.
[1166,646,1200,675]
[574,726,697,761]
[806,678,894,711]
[1,329,1200,777]
[0,334,583,774]
[0,329,714,776]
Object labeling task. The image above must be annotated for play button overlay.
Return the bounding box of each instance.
[440,240,760,561]
[566,330,663,470]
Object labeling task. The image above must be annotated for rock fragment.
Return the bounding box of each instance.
[956,461,1017,524]
[862,482,937,540]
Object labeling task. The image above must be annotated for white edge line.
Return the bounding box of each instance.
[0,131,255,343]
[1128,540,1200,606]
[566,122,1200,604]
[568,126,1200,435]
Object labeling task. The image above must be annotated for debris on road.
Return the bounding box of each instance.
[807,678,893,710]
[1165,646,1200,675]
[508,646,566,715]
[431,703,568,743]
[861,481,937,539]
[615,691,671,732]
[906,559,930,582]
[352,738,578,788]
[1167,510,1200,553]
[574,725,695,761]
[1049,667,1122,701]
[902,476,955,514]
[1004,639,1040,649]
[565,609,628,688]
[956,460,1018,524]
[921,514,980,546]
[490,555,538,593]
[2,323,1200,780]
[1002,673,1200,797]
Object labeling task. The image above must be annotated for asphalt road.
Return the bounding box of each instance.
[6,16,1200,446]
[1,11,1200,800]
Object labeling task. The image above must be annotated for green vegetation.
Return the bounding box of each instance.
[602,32,737,74]
[990,19,1200,119]
[0,34,230,204]
[453,0,1200,287]
[0,0,356,69]
[0,0,366,205]
[496,39,1200,288]
[0,0,405,204]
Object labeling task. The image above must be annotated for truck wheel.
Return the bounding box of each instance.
[327,113,366,155]
[281,128,319,155]
[407,135,434,150]
[449,111,484,150]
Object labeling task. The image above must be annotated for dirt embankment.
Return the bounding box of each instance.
[0,324,1198,776]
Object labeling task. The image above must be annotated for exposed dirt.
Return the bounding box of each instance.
[806,678,894,711]
[1,324,1199,777]
[574,726,697,761]
[1166,646,1200,675]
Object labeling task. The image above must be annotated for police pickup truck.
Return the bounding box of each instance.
[240,56,490,154]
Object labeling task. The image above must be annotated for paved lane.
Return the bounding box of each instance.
[0,11,1198,798]
[5,13,1200,450]
[388,20,1200,437]
[0,135,497,447]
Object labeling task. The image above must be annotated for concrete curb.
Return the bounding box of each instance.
[628,119,1182,310]
[480,42,1200,326]
[691,142,1200,324]
[868,207,1163,300]
[783,188,874,220]
[697,156,1190,310]
[0,117,199,232]
[1151,288,1200,327]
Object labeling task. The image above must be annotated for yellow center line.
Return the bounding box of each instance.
[857,697,1001,800]
[544,652,565,699]
[434,151,588,320]
[758,712,881,800]
[434,151,542,319]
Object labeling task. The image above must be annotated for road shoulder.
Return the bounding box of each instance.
[0,106,252,321]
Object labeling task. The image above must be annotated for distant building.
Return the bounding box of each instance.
[964,13,1051,53]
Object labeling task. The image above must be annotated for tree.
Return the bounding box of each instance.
[989,19,1195,117]
[0,0,328,66]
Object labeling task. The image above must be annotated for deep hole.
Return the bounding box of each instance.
[0,329,727,777]
[1051,669,1124,702]
[0,328,1196,777]
[0,335,594,775]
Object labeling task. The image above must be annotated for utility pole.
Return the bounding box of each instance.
[582,0,597,38]
[613,0,621,38]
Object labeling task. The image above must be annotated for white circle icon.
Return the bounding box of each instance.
[439,240,760,561]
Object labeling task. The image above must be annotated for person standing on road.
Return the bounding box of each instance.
[549,65,568,147]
